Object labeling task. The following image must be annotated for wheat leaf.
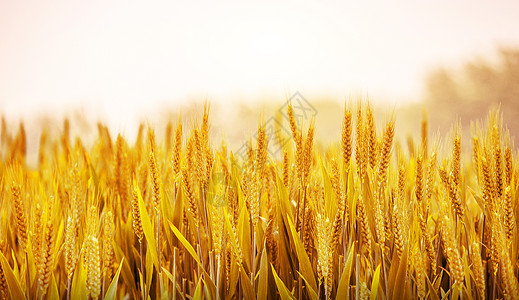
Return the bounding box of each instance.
[257,248,268,300]
[336,244,354,300]
[286,214,318,293]
[370,264,381,300]
[0,251,25,300]
[167,220,203,268]
[134,180,160,272]
[297,271,318,300]
[240,266,255,300]
[271,264,295,300]
[105,257,124,300]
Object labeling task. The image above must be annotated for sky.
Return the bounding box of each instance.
[1,0,519,123]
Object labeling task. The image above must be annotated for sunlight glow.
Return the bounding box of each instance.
[1,0,519,119]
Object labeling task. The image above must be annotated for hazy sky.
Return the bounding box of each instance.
[1,0,519,120]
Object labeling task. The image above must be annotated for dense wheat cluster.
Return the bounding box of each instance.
[0,101,518,300]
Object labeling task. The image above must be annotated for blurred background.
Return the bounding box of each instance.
[1,0,519,164]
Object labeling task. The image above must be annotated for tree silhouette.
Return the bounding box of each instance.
[425,48,519,138]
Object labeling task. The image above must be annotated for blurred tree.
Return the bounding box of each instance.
[426,67,461,107]
[425,48,519,139]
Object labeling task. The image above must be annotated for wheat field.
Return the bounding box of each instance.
[0,101,517,300]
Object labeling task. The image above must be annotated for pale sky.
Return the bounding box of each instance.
[1,0,519,121]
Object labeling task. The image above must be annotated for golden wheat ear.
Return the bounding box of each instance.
[37,221,55,298]
[85,235,101,299]
[2,99,519,299]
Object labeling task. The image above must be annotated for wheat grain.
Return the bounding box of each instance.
[149,151,161,212]
[38,221,55,297]
[440,213,463,289]
[86,235,101,299]
[414,247,426,299]
[282,149,289,188]
[0,259,7,300]
[392,197,404,260]
[182,168,199,226]
[131,184,144,242]
[504,144,512,186]
[103,211,114,279]
[492,210,519,300]
[470,240,486,300]
[316,212,332,298]
[32,203,43,269]
[377,119,395,185]
[357,195,372,254]
[503,186,515,243]
[452,132,461,188]
[439,166,465,221]
[65,216,77,278]
[115,135,130,206]
[303,122,314,184]
[342,104,353,168]
[425,152,437,203]
[366,104,377,170]
[415,155,424,207]
[356,102,367,180]
[492,125,504,199]
[172,122,182,176]
[421,112,428,155]
[11,183,28,251]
